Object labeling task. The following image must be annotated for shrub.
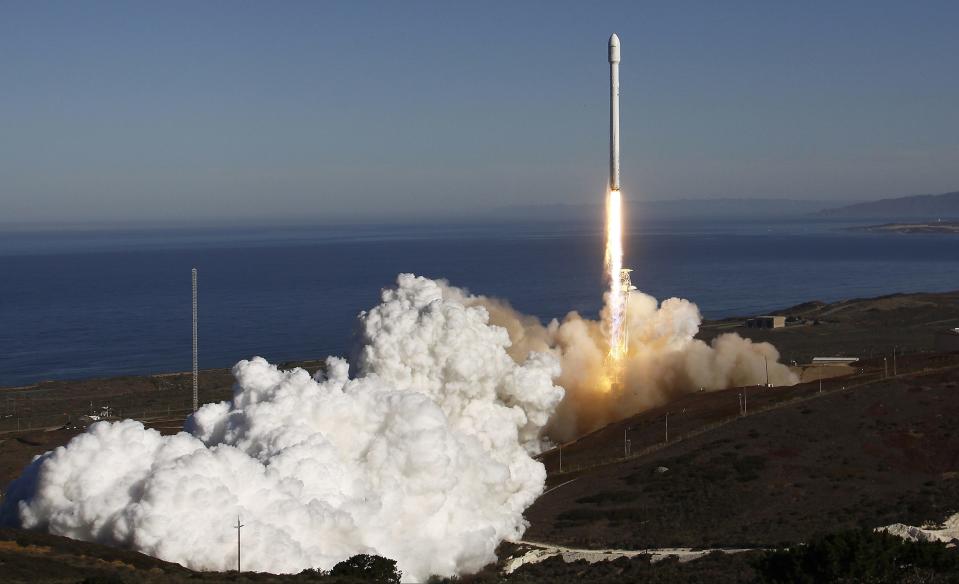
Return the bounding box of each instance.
[754,529,959,583]
[330,554,402,584]
[77,576,127,584]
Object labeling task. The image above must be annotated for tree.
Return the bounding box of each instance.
[330,554,402,584]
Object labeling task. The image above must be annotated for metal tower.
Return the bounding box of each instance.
[618,268,636,351]
[607,268,637,390]
[192,268,198,413]
[234,515,245,573]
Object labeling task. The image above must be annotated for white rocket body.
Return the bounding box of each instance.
[608,33,621,192]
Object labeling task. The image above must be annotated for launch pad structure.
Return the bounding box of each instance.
[607,268,636,390]
[614,268,637,351]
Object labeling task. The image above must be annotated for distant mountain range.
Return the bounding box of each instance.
[497,198,839,223]
[814,191,959,219]
[496,190,959,223]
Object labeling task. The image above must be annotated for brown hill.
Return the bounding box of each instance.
[700,290,959,364]
[527,352,959,550]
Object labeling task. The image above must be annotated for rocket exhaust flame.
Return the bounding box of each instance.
[605,189,626,368]
[605,33,628,382]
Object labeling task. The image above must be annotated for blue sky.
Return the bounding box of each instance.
[2,1,958,224]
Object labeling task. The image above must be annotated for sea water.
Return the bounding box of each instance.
[1,219,956,387]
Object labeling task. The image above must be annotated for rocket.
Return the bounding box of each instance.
[608,33,621,192]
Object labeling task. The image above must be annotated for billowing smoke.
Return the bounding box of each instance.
[1,275,564,582]
[2,273,797,579]
[444,286,799,441]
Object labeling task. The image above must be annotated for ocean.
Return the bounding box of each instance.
[1,219,957,387]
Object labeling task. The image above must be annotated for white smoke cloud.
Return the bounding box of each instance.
[1,274,565,582]
[1,273,797,579]
[447,286,799,440]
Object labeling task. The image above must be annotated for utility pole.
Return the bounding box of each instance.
[738,393,743,416]
[665,412,669,443]
[234,515,244,574]
[192,268,198,413]
[624,425,633,457]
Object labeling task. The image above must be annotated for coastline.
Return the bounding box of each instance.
[847,221,959,234]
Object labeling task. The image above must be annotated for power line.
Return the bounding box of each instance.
[192,268,198,413]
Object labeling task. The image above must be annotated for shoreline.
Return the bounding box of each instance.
[847,221,959,234]
[3,288,958,393]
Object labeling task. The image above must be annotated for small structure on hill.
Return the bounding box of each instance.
[935,328,959,352]
[746,315,786,329]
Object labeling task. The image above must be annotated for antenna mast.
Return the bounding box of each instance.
[234,515,245,573]
[192,268,198,413]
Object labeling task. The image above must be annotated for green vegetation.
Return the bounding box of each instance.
[732,455,766,482]
[297,555,401,583]
[754,529,959,583]
[329,555,401,584]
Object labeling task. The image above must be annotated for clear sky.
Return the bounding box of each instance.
[2,1,958,225]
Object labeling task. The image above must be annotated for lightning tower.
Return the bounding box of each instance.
[192,267,198,413]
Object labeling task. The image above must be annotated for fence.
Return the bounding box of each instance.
[542,358,959,479]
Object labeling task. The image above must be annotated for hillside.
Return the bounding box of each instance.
[528,353,959,550]
[699,290,959,365]
[0,527,195,583]
[2,294,959,581]
[815,190,959,219]
[851,221,959,234]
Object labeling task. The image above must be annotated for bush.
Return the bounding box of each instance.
[733,455,766,482]
[576,490,637,506]
[77,576,127,584]
[754,529,959,583]
[330,554,402,584]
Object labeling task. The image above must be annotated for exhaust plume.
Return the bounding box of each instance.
[445,283,799,441]
[605,189,625,367]
[2,273,797,578]
[1,275,564,582]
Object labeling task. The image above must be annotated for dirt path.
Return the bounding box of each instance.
[504,540,756,573]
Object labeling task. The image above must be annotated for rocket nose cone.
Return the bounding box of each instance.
[608,33,621,63]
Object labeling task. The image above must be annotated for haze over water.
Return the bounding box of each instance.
[0,218,956,387]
